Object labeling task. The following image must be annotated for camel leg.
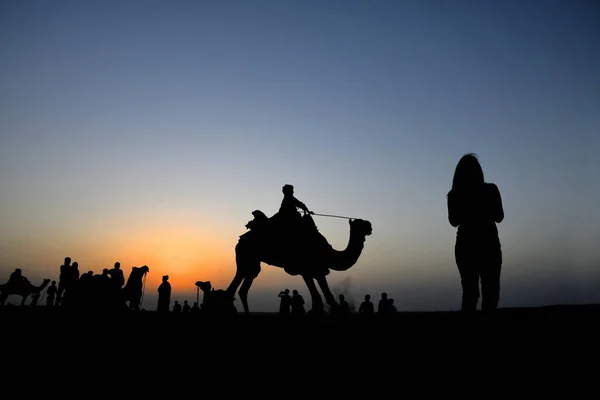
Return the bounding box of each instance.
[226,271,244,298]
[314,274,339,310]
[21,295,28,306]
[301,274,324,312]
[238,277,254,316]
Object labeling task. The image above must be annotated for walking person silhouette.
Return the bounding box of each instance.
[447,153,504,315]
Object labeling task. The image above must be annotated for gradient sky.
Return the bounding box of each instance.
[1,0,599,312]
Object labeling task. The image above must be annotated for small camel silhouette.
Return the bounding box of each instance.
[0,278,51,306]
[195,280,237,314]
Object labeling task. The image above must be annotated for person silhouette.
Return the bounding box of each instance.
[447,153,504,315]
[290,289,306,316]
[279,184,312,220]
[276,184,315,244]
[173,300,181,313]
[278,289,291,316]
[107,262,125,288]
[8,268,28,286]
[338,294,349,315]
[157,275,171,313]
[378,292,390,315]
[46,280,57,307]
[359,294,374,316]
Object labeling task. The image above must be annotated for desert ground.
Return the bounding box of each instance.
[2,305,599,398]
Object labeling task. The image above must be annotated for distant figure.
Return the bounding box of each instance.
[107,262,125,288]
[378,292,390,315]
[278,289,291,315]
[8,268,29,286]
[172,300,181,313]
[62,261,80,308]
[389,298,398,313]
[290,289,306,316]
[183,300,191,313]
[157,275,171,313]
[46,280,57,307]
[447,153,504,314]
[359,294,374,316]
[56,257,72,305]
[338,294,349,315]
[191,302,200,313]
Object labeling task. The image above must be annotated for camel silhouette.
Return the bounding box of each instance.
[122,265,149,311]
[0,278,51,306]
[195,280,237,314]
[226,210,372,315]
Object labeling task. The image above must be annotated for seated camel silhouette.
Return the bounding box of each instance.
[0,278,51,306]
[226,210,373,315]
[195,280,237,314]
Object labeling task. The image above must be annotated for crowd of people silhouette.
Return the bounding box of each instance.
[0,153,504,317]
[277,289,397,317]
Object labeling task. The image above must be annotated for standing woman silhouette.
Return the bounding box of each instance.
[447,153,504,314]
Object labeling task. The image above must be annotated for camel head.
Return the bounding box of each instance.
[349,219,373,238]
[140,265,149,274]
[195,280,212,292]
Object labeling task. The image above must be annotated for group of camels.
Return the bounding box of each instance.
[1,209,373,314]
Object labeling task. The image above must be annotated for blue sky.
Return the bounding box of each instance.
[1,0,599,311]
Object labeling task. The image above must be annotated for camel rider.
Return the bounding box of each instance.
[275,184,315,240]
[279,184,312,218]
[8,268,29,287]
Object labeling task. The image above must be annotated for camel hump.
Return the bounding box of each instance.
[252,210,268,220]
[245,210,269,231]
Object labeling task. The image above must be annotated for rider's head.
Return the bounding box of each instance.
[114,262,120,269]
[14,268,21,275]
[282,184,294,195]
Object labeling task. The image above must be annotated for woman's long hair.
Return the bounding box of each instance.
[451,153,485,193]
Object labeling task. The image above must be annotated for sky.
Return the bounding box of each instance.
[1,0,599,312]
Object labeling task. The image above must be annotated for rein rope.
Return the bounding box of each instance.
[140,272,147,310]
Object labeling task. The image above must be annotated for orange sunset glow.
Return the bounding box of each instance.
[111,221,237,293]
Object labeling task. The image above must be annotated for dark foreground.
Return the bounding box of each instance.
[2,304,600,398]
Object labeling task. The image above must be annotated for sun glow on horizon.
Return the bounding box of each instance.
[108,217,239,291]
